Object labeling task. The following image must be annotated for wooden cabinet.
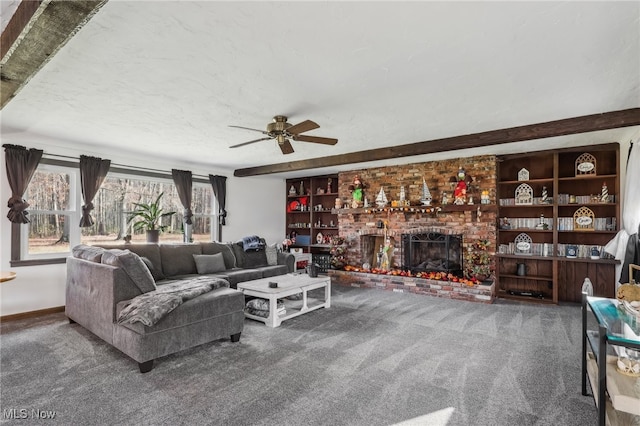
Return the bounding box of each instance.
[286,175,338,255]
[496,143,620,303]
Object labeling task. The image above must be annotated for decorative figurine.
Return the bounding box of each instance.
[376,188,388,208]
[348,175,366,208]
[420,178,432,206]
[601,182,608,203]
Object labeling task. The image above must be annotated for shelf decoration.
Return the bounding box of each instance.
[541,186,549,204]
[517,168,530,181]
[348,175,367,208]
[514,183,534,205]
[573,206,595,231]
[514,233,533,255]
[375,187,388,208]
[575,152,596,176]
[601,182,608,203]
[420,178,432,206]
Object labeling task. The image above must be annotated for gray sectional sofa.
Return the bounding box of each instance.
[65,240,295,372]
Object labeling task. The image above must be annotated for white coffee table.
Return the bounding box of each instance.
[237,273,331,327]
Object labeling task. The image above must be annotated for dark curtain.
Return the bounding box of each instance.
[209,175,227,226]
[3,144,43,224]
[172,169,193,225]
[79,155,111,227]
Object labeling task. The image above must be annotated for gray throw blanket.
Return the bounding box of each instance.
[118,277,228,327]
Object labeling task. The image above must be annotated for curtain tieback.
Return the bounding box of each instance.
[7,196,29,212]
[82,202,95,214]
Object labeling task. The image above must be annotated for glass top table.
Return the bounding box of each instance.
[587,296,640,348]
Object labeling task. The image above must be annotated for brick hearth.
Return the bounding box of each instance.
[329,270,495,303]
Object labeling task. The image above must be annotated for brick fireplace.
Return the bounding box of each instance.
[336,155,497,267]
[331,155,498,302]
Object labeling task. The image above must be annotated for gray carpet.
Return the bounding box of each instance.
[1,286,597,425]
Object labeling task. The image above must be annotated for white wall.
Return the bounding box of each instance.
[0,147,286,316]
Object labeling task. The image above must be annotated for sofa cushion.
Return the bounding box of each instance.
[231,242,268,268]
[193,253,227,274]
[218,268,263,287]
[200,242,236,269]
[159,244,202,277]
[102,249,156,294]
[94,244,165,281]
[72,244,105,262]
[258,265,290,278]
[116,287,244,334]
[265,244,278,266]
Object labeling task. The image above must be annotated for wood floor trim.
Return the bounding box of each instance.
[1,306,65,322]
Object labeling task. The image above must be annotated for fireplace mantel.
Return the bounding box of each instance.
[332,204,497,215]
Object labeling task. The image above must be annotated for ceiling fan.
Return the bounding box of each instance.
[229,115,338,154]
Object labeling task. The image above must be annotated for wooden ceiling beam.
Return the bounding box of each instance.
[233,108,640,177]
[1,0,107,109]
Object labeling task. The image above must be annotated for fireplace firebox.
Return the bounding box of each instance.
[401,232,463,276]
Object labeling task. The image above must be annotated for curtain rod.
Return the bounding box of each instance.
[42,152,217,180]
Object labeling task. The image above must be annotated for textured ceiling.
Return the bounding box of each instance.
[1,1,639,177]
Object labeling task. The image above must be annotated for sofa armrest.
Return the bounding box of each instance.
[277,252,295,273]
[66,257,142,343]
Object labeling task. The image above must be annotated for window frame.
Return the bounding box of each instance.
[20,163,81,261]
[9,158,217,267]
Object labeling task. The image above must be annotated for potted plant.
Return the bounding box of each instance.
[465,239,493,284]
[126,193,176,243]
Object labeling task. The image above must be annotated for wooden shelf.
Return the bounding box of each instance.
[496,253,554,261]
[497,290,555,304]
[498,228,552,233]
[498,177,555,185]
[558,173,617,181]
[500,273,552,281]
[497,143,620,303]
[286,174,339,251]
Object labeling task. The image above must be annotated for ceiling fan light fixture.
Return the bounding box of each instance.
[229,115,337,154]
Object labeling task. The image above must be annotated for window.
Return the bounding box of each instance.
[22,165,79,259]
[79,174,215,247]
[13,160,216,265]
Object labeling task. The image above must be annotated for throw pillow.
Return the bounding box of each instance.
[265,244,278,266]
[193,253,227,274]
[137,255,163,282]
[200,242,237,269]
[102,249,156,294]
[72,244,105,263]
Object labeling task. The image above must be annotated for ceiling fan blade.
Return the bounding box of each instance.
[279,139,295,154]
[229,125,268,134]
[229,137,272,148]
[286,120,319,135]
[293,134,338,145]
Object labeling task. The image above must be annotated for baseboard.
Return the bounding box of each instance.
[1,306,65,322]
